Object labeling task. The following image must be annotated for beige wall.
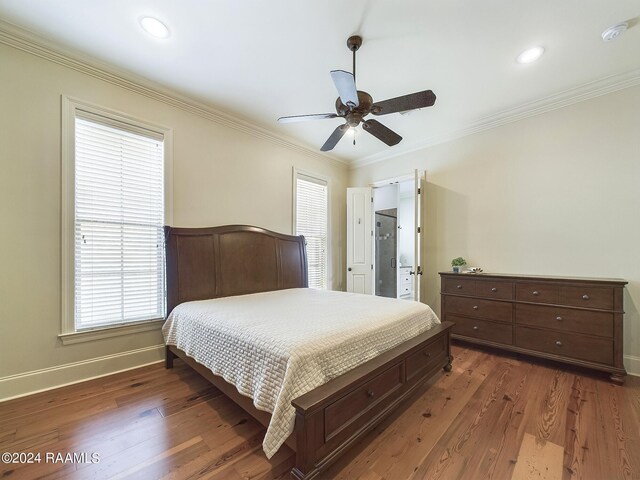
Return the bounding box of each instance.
[0,43,348,395]
[349,85,640,374]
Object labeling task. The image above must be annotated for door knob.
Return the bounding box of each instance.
[347,267,352,271]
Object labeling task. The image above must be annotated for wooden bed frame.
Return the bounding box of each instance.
[164,225,453,479]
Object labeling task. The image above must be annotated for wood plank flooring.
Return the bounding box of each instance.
[1,345,638,480]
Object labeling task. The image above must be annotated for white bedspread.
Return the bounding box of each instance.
[162,288,440,458]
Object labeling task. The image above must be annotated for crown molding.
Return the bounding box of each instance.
[0,19,348,169]
[3,18,638,172]
[351,68,640,169]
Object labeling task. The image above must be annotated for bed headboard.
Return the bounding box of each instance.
[164,225,308,314]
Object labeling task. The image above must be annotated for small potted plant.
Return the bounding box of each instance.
[451,257,467,273]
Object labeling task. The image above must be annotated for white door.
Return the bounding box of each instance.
[412,170,425,301]
[346,187,373,294]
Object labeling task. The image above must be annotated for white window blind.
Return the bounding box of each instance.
[296,174,328,289]
[74,112,165,330]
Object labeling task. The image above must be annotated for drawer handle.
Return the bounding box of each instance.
[532,290,539,296]
[473,305,479,310]
[473,326,479,331]
[366,389,375,398]
[491,287,497,292]
[556,316,563,321]
[582,294,590,300]
[456,285,463,289]
[424,352,432,358]
[555,341,563,347]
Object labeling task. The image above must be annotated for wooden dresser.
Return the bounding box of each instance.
[439,272,627,382]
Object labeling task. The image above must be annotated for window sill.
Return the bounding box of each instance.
[59,319,164,345]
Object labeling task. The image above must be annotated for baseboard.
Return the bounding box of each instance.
[0,346,636,402]
[624,355,640,377]
[0,344,165,402]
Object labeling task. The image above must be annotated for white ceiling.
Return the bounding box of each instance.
[1,1,638,164]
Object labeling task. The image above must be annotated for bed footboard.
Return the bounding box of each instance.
[290,321,454,479]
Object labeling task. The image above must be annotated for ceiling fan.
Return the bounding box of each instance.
[278,35,436,152]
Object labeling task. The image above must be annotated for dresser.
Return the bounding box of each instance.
[439,272,627,383]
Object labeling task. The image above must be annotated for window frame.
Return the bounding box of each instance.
[292,167,331,290]
[60,96,173,345]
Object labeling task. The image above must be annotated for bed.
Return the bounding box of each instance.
[163,225,453,479]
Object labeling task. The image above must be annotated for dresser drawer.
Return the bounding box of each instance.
[446,296,512,323]
[443,277,476,296]
[324,363,403,439]
[476,280,514,300]
[559,286,614,310]
[406,336,446,382]
[515,326,613,365]
[516,282,559,304]
[516,304,613,338]
[399,284,412,296]
[400,272,412,285]
[450,315,513,344]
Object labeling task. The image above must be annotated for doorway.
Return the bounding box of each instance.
[372,180,416,300]
[346,171,424,301]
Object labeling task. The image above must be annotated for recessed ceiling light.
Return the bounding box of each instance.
[516,46,545,64]
[139,17,170,39]
[602,23,628,42]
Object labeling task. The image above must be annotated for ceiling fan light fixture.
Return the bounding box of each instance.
[516,46,545,64]
[139,17,170,39]
[279,36,435,151]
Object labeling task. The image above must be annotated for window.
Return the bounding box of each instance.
[294,171,329,289]
[61,98,172,343]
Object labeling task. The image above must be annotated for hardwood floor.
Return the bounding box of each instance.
[1,345,638,479]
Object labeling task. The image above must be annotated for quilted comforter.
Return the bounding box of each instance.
[162,288,440,458]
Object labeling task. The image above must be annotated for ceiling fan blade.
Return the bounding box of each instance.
[321,124,349,151]
[277,113,338,124]
[330,70,359,108]
[362,119,402,146]
[372,90,436,116]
